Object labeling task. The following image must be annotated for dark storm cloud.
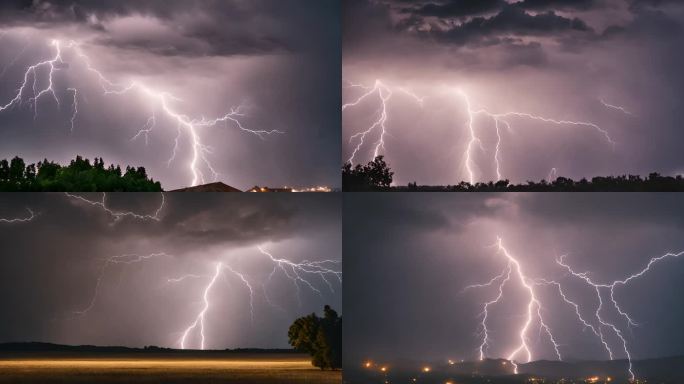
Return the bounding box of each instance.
[0,193,341,348]
[404,0,505,18]
[424,5,593,46]
[343,194,684,367]
[0,0,333,56]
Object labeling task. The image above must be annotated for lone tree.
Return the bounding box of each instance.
[342,156,394,191]
[288,305,341,370]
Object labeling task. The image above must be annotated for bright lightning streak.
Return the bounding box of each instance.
[495,238,561,371]
[458,90,614,184]
[558,250,684,381]
[0,39,63,115]
[0,38,284,186]
[0,208,36,223]
[258,246,342,305]
[463,238,562,372]
[547,167,558,182]
[176,261,258,349]
[74,252,170,315]
[65,192,164,222]
[600,99,633,116]
[179,262,223,350]
[464,264,512,360]
[342,80,423,165]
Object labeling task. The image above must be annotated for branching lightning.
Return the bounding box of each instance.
[258,245,342,304]
[458,90,615,184]
[343,80,615,183]
[65,192,164,222]
[342,80,424,165]
[170,246,340,350]
[464,237,684,382]
[0,38,284,186]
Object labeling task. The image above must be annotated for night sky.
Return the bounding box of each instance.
[344,193,684,367]
[0,193,341,349]
[343,0,684,185]
[0,0,340,190]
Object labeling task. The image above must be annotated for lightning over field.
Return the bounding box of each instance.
[0,0,340,190]
[344,193,684,383]
[343,0,684,186]
[0,193,341,351]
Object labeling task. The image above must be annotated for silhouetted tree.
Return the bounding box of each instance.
[288,305,342,370]
[0,155,162,191]
[342,156,394,191]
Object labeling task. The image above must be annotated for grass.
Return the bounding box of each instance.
[0,353,341,383]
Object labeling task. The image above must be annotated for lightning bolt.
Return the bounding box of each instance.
[466,237,683,382]
[547,167,558,182]
[458,90,614,184]
[179,262,223,350]
[0,38,284,186]
[464,238,563,375]
[558,250,684,381]
[342,80,423,165]
[65,192,164,222]
[258,245,342,305]
[463,264,512,360]
[74,252,171,315]
[0,208,36,223]
[600,98,633,116]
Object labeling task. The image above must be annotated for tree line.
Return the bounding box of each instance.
[0,155,162,191]
[343,156,684,192]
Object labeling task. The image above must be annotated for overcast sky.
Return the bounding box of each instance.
[0,0,340,190]
[0,193,341,349]
[344,193,684,366]
[343,0,684,185]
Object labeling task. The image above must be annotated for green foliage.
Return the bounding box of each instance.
[0,155,162,191]
[342,156,394,191]
[288,305,342,370]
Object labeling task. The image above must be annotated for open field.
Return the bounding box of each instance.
[0,353,341,383]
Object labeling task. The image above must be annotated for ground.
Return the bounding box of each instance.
[0,353,341,383]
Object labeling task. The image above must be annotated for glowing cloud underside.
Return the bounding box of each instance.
[0,38,284,186]
[464,237,684,381]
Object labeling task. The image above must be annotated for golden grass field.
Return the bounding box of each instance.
[0,353,341,383]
